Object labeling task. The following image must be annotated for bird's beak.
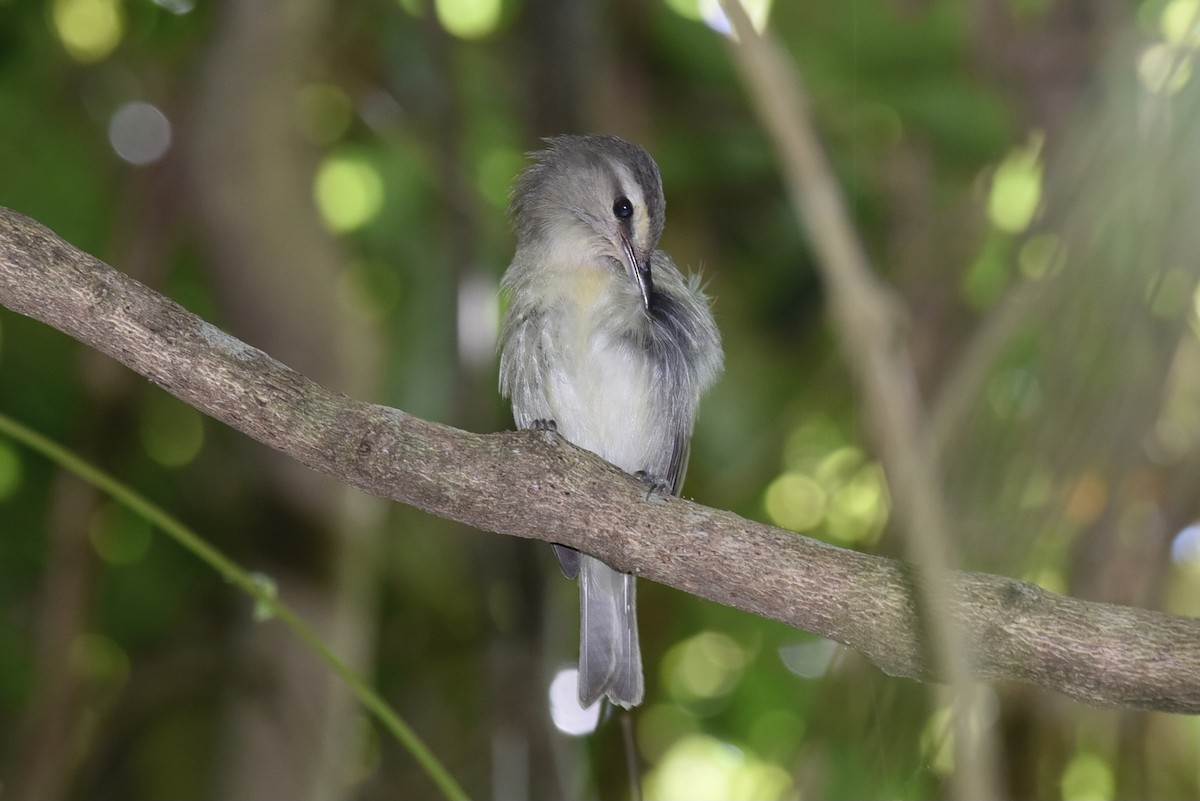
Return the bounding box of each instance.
[618,230,653,311]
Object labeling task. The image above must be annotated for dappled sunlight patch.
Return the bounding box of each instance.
[645,734,793,801]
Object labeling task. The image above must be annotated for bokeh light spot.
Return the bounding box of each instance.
[1061,751,1115,801]
[813,446,864,486]
[763,471,825,532]
[1139,42,1193,94]
[434,0,502,39]
[698,0,773,37]
[51,0,123,63]
[88,502,152,566]
[140,395,204,468]
[548,668,600,736]
[1171,524,1200,564]
[1162,0,1200,46]
[645,734,793,801]
[988,137,1043,233]
[458,271,499,369]
[315,154,385,233]
[296,83,354,146]
[664,631,748,703]
[109,102,172,166]
[778,637,838,679]
[819,452,889,546]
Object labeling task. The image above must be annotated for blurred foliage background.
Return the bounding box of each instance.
[2,0,1200,798]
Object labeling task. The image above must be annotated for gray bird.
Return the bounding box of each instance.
[498,134,724,708]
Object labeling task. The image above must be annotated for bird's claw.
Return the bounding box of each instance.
[634,470,672,501]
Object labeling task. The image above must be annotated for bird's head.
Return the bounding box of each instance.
[510,134,666,310]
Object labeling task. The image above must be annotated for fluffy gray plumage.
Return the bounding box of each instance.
[498,134,723,709]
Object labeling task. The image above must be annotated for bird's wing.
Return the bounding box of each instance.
[665,430,691,497]
[553,544,581,578]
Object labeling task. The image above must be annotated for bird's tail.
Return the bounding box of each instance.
[577,554,644,708]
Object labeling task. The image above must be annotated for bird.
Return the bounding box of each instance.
[498,134,723,708]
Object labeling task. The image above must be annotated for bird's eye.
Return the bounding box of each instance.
[613,197,634,220]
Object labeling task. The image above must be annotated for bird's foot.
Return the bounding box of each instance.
[634,470,672,502]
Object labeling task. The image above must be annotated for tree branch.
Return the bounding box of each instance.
[2,205,1199,714]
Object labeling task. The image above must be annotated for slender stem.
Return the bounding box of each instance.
[0,411,470,801]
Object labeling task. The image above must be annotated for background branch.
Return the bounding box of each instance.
[2,205,1199,716]
[717,3,998,796]
[186,2,386,797]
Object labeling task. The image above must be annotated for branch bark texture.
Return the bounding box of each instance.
[2,206,1199,714]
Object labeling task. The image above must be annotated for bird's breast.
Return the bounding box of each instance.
[568,263,614,311]
[538,268,669,474]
